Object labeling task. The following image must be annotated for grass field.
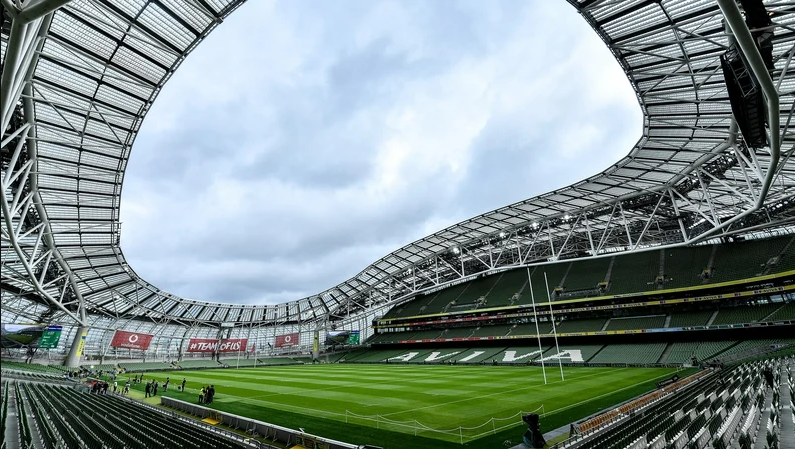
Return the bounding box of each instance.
[126,364,684,448]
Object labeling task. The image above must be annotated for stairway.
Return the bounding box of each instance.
[604,256,616,283]
[707,309,720,326]
[764,236,795,275]
[657,342,674,364]
[557,262,574,289]
[760,303,786,322]
[704,244,718,283]
[601,319,611,331]
[664,314,672,328]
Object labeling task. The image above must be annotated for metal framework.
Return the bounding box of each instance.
[2,0,795,339]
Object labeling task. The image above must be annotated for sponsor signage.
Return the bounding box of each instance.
[275,333,298,348]
[75,330,87,357]
[375,284,795,329]
[656,374,680,389]
[111,330,153,350]
[187,338,248,353]
[39,326,62,349]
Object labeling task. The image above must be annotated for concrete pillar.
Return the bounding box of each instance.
[64,326,88,368]
[312,330,320,360]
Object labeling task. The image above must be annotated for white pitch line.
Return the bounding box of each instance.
[539,369,680,417]
[379,367,623,417]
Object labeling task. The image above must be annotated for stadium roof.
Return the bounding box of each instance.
[2,0,794,328]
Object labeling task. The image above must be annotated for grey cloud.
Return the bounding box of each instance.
[121,0,641,305]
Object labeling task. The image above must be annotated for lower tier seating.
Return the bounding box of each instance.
[563,355,794,449]
[2,380,251,449]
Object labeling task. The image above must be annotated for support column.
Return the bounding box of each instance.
[312,330,320,361]
[64,326,88,368]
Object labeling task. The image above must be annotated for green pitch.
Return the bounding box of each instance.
[129,364,681,448]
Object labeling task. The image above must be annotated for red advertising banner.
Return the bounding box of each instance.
[275,333,299,348]
[110,331,153,350]
[186,338,248,353]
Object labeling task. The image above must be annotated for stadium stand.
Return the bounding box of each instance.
[83,364,119,373]
[606,315,666,331]
[563,356,794,449]
[257,357,301,365]
[661,341,737,364]
[526,264,570,303]
[119,361,174,372]
[668,310,715,327]
[0,362,67,374]
[512,321,554,335]
[482,269,529,307]
[498,347,550,364]
[414,328,450,339]
[175,360,220,369]
[376,236,794,320]
[556,318,608,333]
[547,345,605,363]
[711,340,785,362]
[661,245,713,289]
[588,343,667,365]
[709,235,792,283]
[454,347,508,364]
[606,251,661,294]
[711,304,783,325]
[559,258,610,292]
[767,301,795,321]
[2,380,252,448]
[218,358,260,367]
[470,324,514,337]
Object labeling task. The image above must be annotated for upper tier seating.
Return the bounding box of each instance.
[560,258,611,291]
[608,251,661,295]
[482,269,529,307]
[606,315,666,331]
[218,358,259,367]
[711,304,782,325]
[662,245,713,289]
[512,321,555,335]
[669,310,715,327]
[377,235,792,320]
[470,324,514,337]
[526,264,570,304]
[556,318,607,333]
[709,235,791,283]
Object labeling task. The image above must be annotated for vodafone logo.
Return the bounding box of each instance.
[128,334,139,343]
[284,335,292,343]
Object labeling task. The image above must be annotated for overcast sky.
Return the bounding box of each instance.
[120,0,640,305]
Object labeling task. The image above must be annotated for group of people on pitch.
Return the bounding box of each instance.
[144,377,172,397]
[199,385,216,404]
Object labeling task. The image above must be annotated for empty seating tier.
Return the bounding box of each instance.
[606,315,666,331]
[669,310,715,327]
[556,318,607,333]
[2,380,251,449]
[711,304,783,325]
[119,361,174,372]
[589,343,667,364]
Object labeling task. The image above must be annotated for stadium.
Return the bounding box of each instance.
[1,0,794,448]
